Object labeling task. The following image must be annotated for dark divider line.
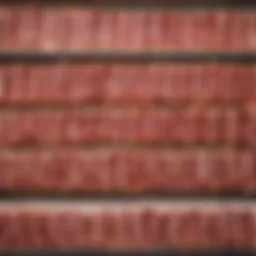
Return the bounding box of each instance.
[2,249,256,256]
[1,0,256,9]
[1,192,256,201]
[1,52,256,64]
[0,142,254,152]
[0,142,254,153]
[0,101,249,112]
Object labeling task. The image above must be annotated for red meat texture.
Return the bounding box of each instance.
[0,3,255,253]
[0,6,256,52]
[0,108,255,146]
[0,149,255,194]
[0,202,256,251]
[0,64,256,103]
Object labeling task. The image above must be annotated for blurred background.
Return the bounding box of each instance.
[0,0,255,255]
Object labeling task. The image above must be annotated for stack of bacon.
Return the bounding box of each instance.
[0,2,256,253]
